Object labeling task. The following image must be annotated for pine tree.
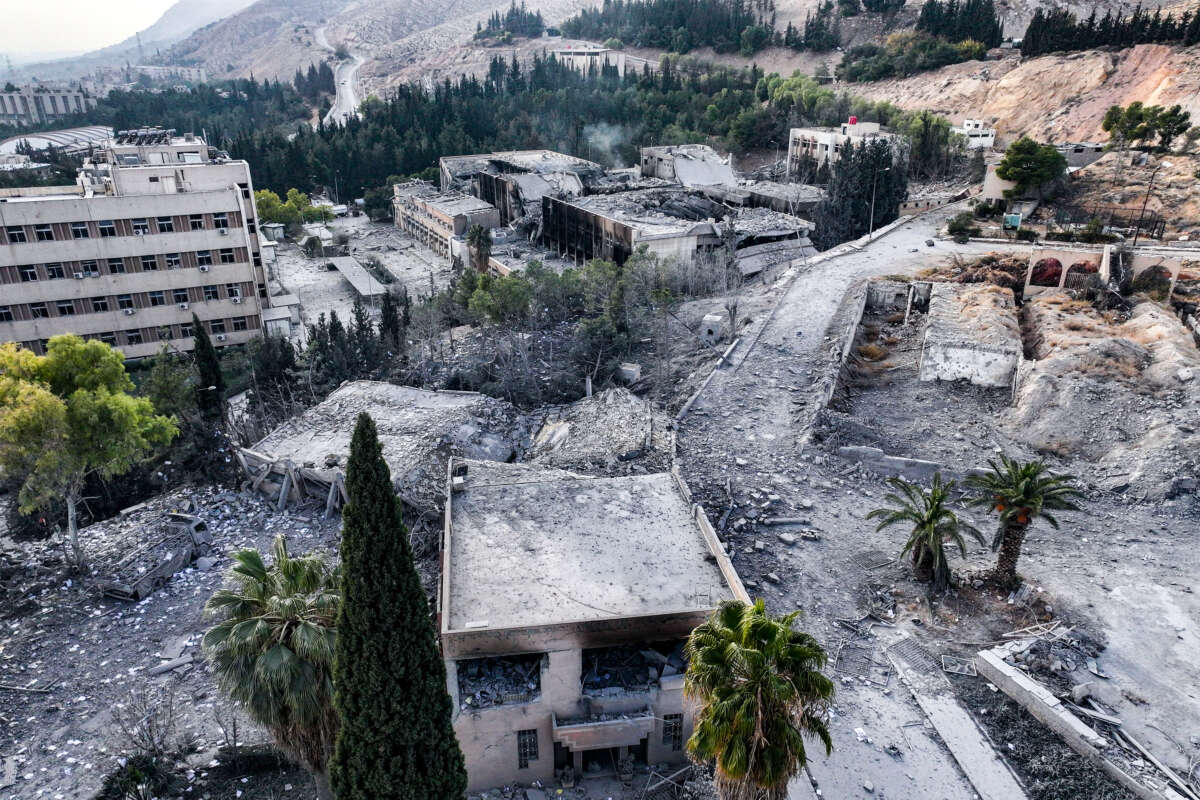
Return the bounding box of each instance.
[329,414,468,800]
[192,313,225,424]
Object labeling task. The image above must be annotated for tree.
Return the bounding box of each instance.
[329,414,467,800]
[0,338,176,569]
[466,223,492,272]
[866,474,983,591]
[192,314,225,425]
[965,456,1083,588]
[362,185,393,221]
[203,537,340,800]
[685,599,834,800]
[1155,104,1191,151]
[994,136,1066,199]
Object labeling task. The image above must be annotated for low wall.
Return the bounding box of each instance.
[837,445,987,483]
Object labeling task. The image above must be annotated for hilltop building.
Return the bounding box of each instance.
[0,128,272,359]
[0,84,97,127]
[952,119,997,149]
[549,47,657,78]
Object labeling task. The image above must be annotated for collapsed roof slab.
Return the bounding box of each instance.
[919,283,1022,388]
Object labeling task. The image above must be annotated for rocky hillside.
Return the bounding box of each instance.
[848,43,1200,144]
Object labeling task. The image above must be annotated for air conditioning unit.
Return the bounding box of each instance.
[177,302,189,310]
[123,308,136,316]
[215,334,227,342]
[230,296,242,304]
[134,230,145,236]
[219,228,229,236]
[89,271,100,278]
[73,272,84,279]
[199,265,210,272]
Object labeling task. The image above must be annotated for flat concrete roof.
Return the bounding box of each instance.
[425,192,496,217]
[927,283,1021,352]
[325,256,388,297]
[445,460,738,632]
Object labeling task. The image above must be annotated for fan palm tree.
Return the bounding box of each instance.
[965,455,1083,589]
[203,537,340,800]
[466,223,491,272]
[866,474,983,591]
[684,599,834,800]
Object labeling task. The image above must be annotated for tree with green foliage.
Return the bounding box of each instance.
[362,185,394,222]
[1153,104,1191,151]
[965,456,1083,589]
[466,223,492,272]
[0,337,176,569]
[204,537,340,800]
[685,599,834,800]
[330,413,467,800]
[191,314,226,425]
[378,289,404,351]
[813,138,908,249]
[994,137,1066,199]
[867,474,983,591]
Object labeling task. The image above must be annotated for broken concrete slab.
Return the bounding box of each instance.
[919,283,1021,388]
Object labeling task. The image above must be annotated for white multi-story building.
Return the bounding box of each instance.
[0,128,272,359]
[786,117,901,174]
[952,119,997,149]
[0,84,97,126]
[133,65,209,84]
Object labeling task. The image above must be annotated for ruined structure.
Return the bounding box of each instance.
[391,180,500,260]
[438,150,611,226]
[639,145,735,188]
[919,283,1022,388]
[440,459,748,791]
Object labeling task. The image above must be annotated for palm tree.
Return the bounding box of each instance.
[684,599,834,800]
[203,537,340,800]
[965,455,1083,589]
[466,223,491,272]
[866,474,983,591]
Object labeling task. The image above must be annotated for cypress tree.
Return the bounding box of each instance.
[330,413,468,800]
[191,313,225,424]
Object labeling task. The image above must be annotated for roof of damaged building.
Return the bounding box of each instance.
[251,382,521,512]
[441,149,604,182]
[737,180,825,206]
[926,283,1022,352]
[526,388,673,473]
[444,460,741,632]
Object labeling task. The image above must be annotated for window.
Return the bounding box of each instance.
[45,263,64,280]
[56,300,76,316]
[132,218,149,235]
[141,255,158,271]
[663,714,683,751]
[189,214,205,231]
[108,258,126,274]
[213,212,229,230]
[219,248,236,264]
[0,306,12,322]
[203,285,219,301]
[165,253,181,269]
[238,182,250,199]
[35,224,53,241]
[31,302,49,319]
[70,221,90,239]
[91,297,109,313]
[247,220,256,233]
[172,288,188,304]
[210,319,227,335]
[253,253,262,267]
[99,332,117,346]
[197,250,213,266]
[5,226,26,244]
[517,730,538,769]
[180,322,194,338]
[80,260,98,275]
[233,316,248,332]
[117,294,134,310]
[156,216,174,233]
[148,175,160,183]
[19,265,38,282]
[98,219,116,237]
[125,329,143,346]
[149,290,166,307]
[226,283,242,298]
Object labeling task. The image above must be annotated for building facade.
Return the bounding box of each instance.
[392,180,500,260]
[952,119,997,149]
[786,118,901,174]
[0,85,97,127]
[133,65,209,83]
[0,129,269,359]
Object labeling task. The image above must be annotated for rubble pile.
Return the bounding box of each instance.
[924,252,1028,295]
[582,644,685,696]
[527,388,674,476]
[457,654,544,709]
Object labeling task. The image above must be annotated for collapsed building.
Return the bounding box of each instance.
[540,188,816,276]
[639,144,735,188]
[441,459,748,791]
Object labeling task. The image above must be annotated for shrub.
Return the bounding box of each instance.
[948,211,981,237]
[1016,228,1038,242]
[857,343,888,361]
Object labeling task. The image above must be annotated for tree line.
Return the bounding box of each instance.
[293,61,337,102]
[1021,5,1200,57]
[915,0,1003,48]
[560,0,774,55]
[475,0,546,40]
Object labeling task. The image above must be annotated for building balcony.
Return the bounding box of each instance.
[551,709,655,752]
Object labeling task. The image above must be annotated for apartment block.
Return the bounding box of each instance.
[442,459,748,791]
[0,85,97,127]
[0,128,269,359]
[786,117,901,174]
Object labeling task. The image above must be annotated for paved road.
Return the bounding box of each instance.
[315,26,363,125]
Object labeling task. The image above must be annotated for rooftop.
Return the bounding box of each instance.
[425,191,497,217]
[444,460,740,632]
[926,283,1022,352]
[324,256,389,298]
[441,149,604,180]
[0,125,112,155]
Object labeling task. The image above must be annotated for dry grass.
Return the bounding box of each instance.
[883,335,900,345]
[858,343,889,361]
[885,312,906,324]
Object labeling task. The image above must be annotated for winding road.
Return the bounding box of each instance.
[315,26,364,125]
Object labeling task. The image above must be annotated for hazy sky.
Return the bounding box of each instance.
[1,0,176,58]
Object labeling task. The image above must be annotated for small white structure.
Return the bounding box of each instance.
[700,313,726,346]
[919,284,1022,388]
[952,119,997,149]
[617,362,642,383]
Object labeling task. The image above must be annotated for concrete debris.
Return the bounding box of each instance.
[582,644,685,695]
[526,388,672,475]
[457,654,543,709]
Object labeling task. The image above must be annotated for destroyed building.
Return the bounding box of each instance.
[438,150,610,226]
[919,283,1022,388]
[526,388,674,474]
[392,180,501,261]
[639,145,735,188]
[540,188,816,274]
[440,459,748,791]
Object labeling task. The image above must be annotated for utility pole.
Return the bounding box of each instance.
[1131,160,1170,248]
[869,164,891,238]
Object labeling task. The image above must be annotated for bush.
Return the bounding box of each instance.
[1016,228,1038,242]
[602,38,624,49]
[947,211,981,237]
[97,755,178,800]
